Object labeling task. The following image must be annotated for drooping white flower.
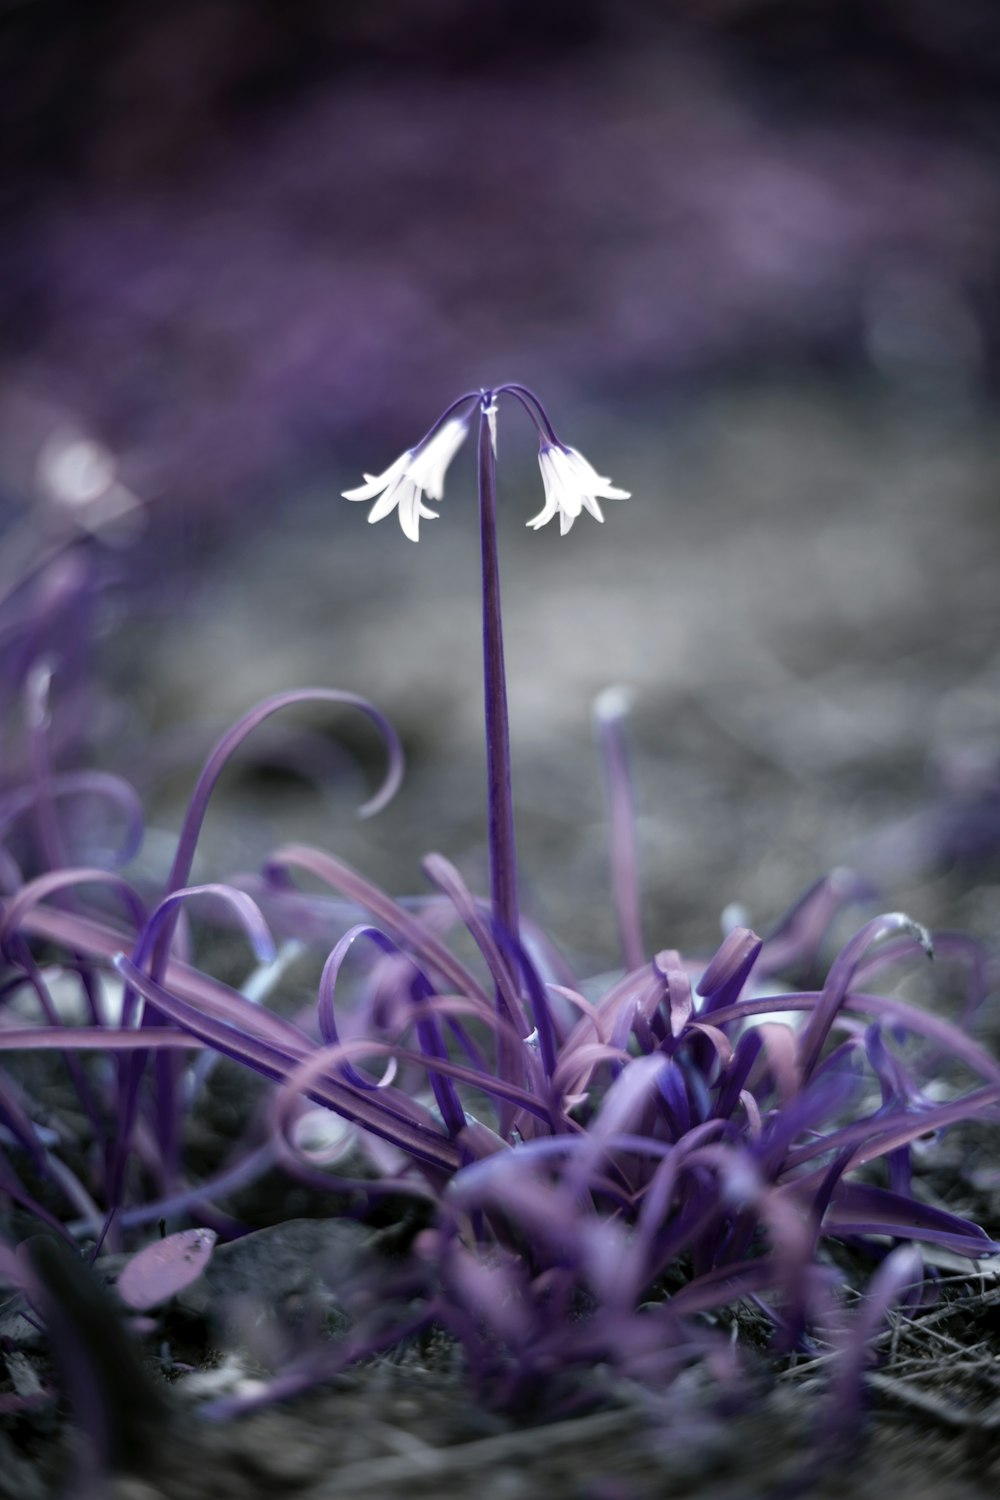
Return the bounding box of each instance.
[341,417,469,542]
[527,444,630,536]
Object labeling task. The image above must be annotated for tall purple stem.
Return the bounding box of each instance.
[477,395,519,946]
[594,688,645,972]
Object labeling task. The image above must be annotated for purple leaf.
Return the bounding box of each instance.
[798,912,932,1083]
[697,926,762,1013]
[654,950,692,1039]
[827,1244,924,1438]
[117,1227,218,1310]
[824,1182,999,1257]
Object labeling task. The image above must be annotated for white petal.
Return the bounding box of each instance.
[526,497,558,529]
[549,452,583,517]
[407,418,468,502]
[540,449,581,518]
[563,447,630,500]
[342,450,410,502]
[367,475,408,524]
[537,449,559,496]
[528,455,558,528]
[580,493,605,522]
[559,508,575,536]
[562,448,608,485]
[397,481,429,542]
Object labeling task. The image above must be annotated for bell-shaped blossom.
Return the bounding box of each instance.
[342,417,469,541]
[527,444,630,536]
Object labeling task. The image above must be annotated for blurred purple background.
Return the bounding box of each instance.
[2,0,999,529]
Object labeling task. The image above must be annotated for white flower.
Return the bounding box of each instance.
[341,417,469,542]
[527,444,630,536]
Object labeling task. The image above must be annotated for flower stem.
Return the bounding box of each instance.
[594,687,645,972]
[477,395,519,946]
